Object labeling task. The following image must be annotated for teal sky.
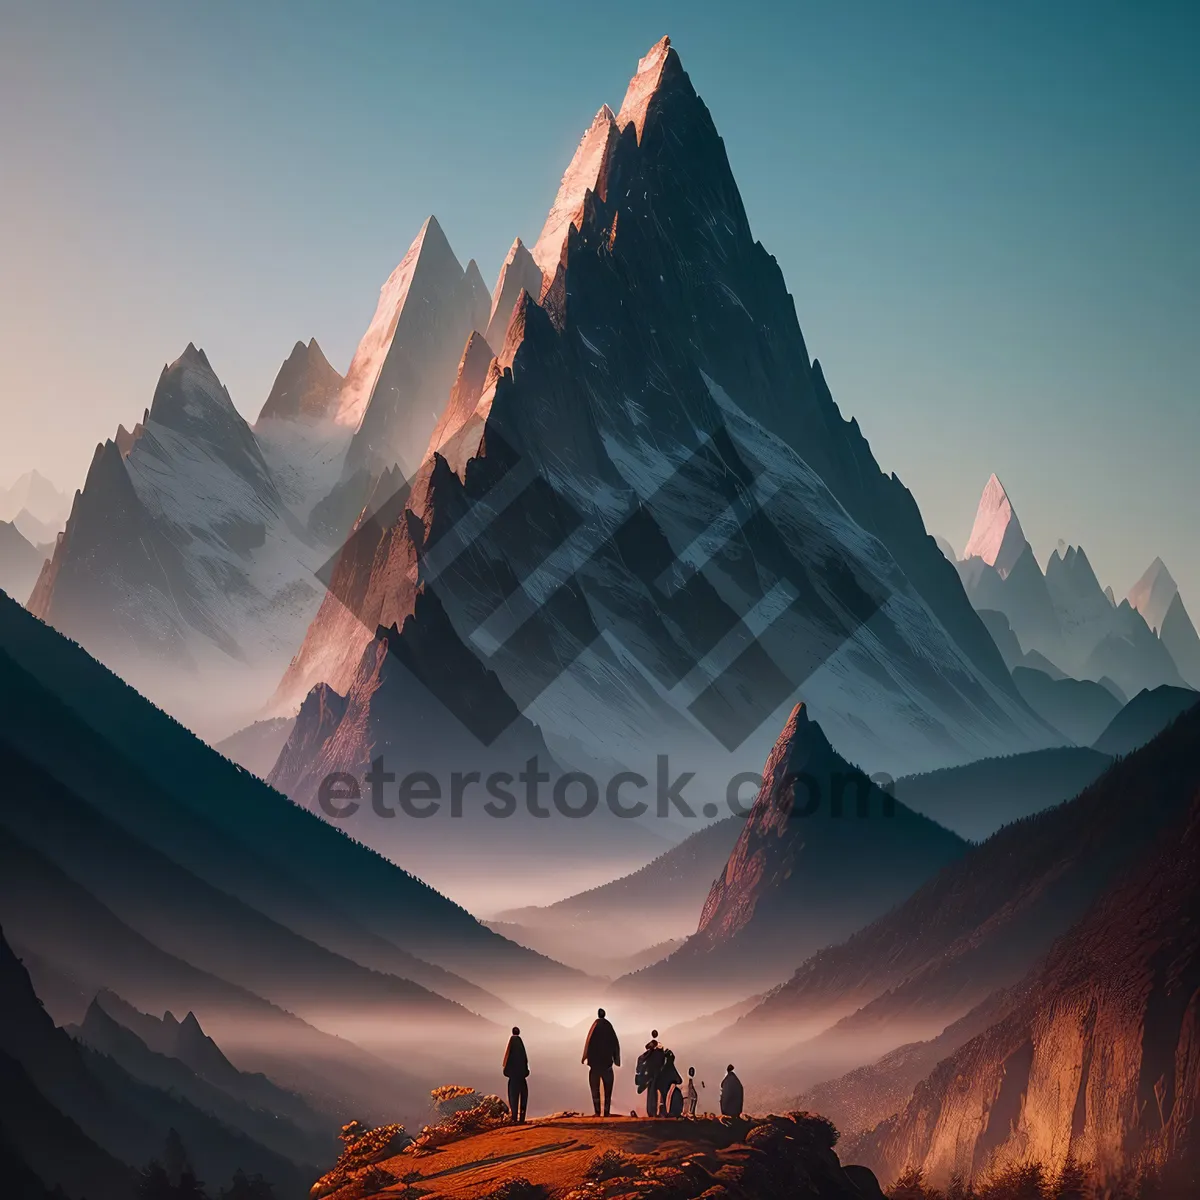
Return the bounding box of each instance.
[2,0,1197,605]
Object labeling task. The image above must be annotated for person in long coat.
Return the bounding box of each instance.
[719,1064,744,1117]
[581,1007,621,1116]
[502,1026,529,1123]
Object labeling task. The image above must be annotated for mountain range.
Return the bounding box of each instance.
[255,36,1058,925]
[0,520,45,605]
[0,469,70,532]
[4,31,1198,1196]
[954,474,1198,701]
[26,345,341,737]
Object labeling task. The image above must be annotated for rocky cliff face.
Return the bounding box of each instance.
[853,702,1200,1189]
[271,36,1051,798]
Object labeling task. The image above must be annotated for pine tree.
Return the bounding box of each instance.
[219,1170,276,1200]
[947,1174,979,1200]
[174,1167,209,1200]
[163,1129,190,1187]
[136,1162,175,1200]
[1051,1154,1089,1199]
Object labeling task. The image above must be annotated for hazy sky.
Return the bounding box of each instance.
[2,0,1197,603]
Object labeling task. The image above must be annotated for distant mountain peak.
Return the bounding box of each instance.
[1127,556,1179,633]
[177,342,213,372]
[962,473,1028,577]
[256,335,344,423]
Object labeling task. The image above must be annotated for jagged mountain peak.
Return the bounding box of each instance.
[530,103,619,280]
[150,342,240,429]
[1046,543,1103,593]
[462,257,487,292]
[962,473,1028,577]
[256,335,344,423]
[334,214,469,431]
[616,35,679,140]
[427,329,496,458]
[1127,555,1179,632]
[176,341,213,372]
[486,237,545,350]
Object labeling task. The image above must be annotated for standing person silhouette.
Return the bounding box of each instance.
[581,1007,621,1116]
[720,1064,744,1117]
[502,1026,529,1123]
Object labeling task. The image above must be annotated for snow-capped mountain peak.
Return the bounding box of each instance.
[962,473,1028,577]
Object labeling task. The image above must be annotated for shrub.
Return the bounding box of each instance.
[310,1122,411,1199]
[584,1148,642,1181]
[889,1167,946,1199]
[478,1180,549,1200]
[784,1110,840,1150]
[977,1162,1049,1200]
[430,1084,483,1118]
[411,1094,511,1151]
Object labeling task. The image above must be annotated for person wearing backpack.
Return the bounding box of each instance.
[659,1048,683,1117]
[635,1038,666,1116]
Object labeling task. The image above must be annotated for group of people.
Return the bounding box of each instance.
[502,1009,745,1124]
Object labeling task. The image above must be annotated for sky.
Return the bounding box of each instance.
[2,0,1197,603]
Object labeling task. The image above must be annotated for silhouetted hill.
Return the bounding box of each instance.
[0,630,524,1026]
[1011,665,1123,746]
[891,745,1112,841]
[0,733,490,1034]
[1092,683,1198,756]
[0,825,426,1128]
[69,998,326,1168]
[213,716,295,778]
[492,817,743,966]
[0,927,309,1198]
[0,591,580,1000]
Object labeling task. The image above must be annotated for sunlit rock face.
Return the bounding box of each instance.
[851,701,1200,1189]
